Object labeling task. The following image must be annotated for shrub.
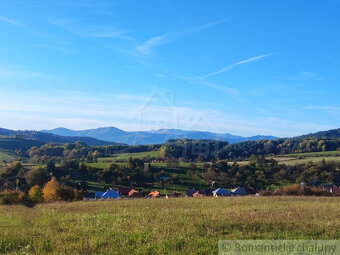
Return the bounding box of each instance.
[73,188,84,201]
[58,187,84,202]
[281,184,301,196]
[0,190,25,205]
[43,177,60,202]
[259,190,274,196]
[304,187,331,196]
[29,185,44,203]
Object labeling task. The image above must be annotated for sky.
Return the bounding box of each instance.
[0,0,339,137]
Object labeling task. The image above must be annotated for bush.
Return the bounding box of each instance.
[0,190,25,205]
[259,190,274,196]
[29,185,44,203]
[281,184,301,196]
[43,177,60,202]
[304,187,331,196]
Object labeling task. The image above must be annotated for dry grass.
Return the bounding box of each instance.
[1,197,340,254]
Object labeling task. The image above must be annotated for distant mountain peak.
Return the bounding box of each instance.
[42,126,278,145]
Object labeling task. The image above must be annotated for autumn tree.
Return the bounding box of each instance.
[29,185,44,203]
[43,177,60,202]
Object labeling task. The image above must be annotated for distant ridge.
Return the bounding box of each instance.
[0,128,117,146]
[42,126,278,145]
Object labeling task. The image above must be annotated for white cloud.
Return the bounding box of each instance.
[201,54,272,79]
[154,74,167,78]
[136,20,225,55]
[136,34,169,55]
[0,16,24,27]
[0,88,333,137]
[171,72,239,95]
[48,17,133,40]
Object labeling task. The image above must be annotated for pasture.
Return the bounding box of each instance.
[1,197,340,254]
[98,150,160,162]
[0,150,16,162]
[269,150,340,166]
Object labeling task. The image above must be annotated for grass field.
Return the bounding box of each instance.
[0,197,340,254]
[98,150,160,163]
[276,156,340,166]
[0,150,16,162]
[265,150,340,166]
[276,150,340,157]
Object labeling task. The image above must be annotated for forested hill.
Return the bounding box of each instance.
[299,128,340,139]
[0,128,117,147]
[157,129,340,161]
[218,128,340,160]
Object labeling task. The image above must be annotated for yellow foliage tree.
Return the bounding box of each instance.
[43,177,60,202]
[29,185,44,203]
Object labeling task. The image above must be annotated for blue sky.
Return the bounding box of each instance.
[0,0,339,137]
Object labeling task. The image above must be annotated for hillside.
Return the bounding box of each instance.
[0,128,118,146]
[42,127,277,145]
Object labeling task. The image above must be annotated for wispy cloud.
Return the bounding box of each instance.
[0,88,333,137]
[0,15,24,27]
[48,17,133,40]
[201,54,272,79]
[136,34,169,55]
[136,20,225,55]
[172,73,239,95]
[154,74,167,78]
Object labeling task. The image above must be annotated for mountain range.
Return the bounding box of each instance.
[0,128,115,146]
[41,127,278,145]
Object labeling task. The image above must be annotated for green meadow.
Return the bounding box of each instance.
[0,150,16,162]
[1,197,340,255]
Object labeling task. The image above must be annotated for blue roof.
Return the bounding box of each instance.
[186,190,198,197]
[95,192,105,198]
[213,188,231,196]
[101,189,121,199]
[231,186,247,195]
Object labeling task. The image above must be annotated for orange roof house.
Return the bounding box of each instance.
[193,191,204,197]
[128,189,143,198]
[148,191,160,198]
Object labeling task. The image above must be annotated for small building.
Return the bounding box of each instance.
[212,188,231,197]
[128,189,143,198]
[331,186,340,195]
[101,189,121,199]
[193,191,204,197]
[186,190,198,197]
[148,191,160,198]
[245,187,258,196]
[322,184,333,193]
[203,189,214,196]
[231,186,247,196]
[117,187,134,196]
[84,191,95,200]
[95,191,105,199]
